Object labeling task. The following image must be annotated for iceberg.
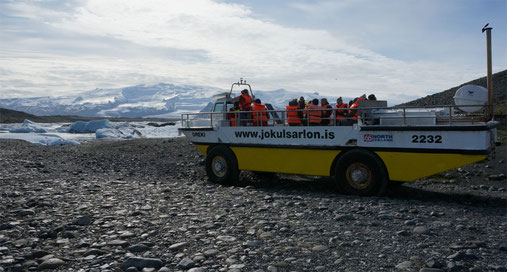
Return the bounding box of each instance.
[65,120,146,139]
[9,119,47,133]
[0,133,80,146]
[96,127,143,139]
[68,120,111,133]
[39,134,81,146]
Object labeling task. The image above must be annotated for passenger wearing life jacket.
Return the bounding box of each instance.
[304,98,322,126]
[227,101,240,127]
[334,97,348,125]
[286,99,302,126]
[238,89,253,126]
[298,96,307,125]
[298,96,306,110]
[320,98,332,126]
[340,99,356,126]
[252,99,269,126]
[345,94,367,123]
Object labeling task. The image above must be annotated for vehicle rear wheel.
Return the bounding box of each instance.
[334,149,388,196]
[205,145,240,185]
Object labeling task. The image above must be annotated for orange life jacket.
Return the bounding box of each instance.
[227,108,239,127]
[252,102,268,126]
[239,94,253,111]
[305,104,322,124]
[285,105,302,124]
[335,103,348,120]
[350,97,365,120]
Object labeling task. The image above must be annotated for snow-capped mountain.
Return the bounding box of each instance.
[0,83,340,118]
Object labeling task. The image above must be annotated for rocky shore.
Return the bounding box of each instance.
[1,138,506,271]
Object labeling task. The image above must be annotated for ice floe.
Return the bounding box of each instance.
[9,119,47,133]
[68,120,112,133]
[0,133,80,146]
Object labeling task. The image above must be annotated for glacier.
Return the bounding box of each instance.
[0,82,341,118]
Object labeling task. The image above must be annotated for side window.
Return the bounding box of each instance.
[213,103,224,112]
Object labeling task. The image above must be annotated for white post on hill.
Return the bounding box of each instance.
[482,23,493,120]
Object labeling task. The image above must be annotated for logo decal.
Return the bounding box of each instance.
[364,134,374,142]
[364,134,393,142]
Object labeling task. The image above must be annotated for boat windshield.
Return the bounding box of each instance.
[213,102,224,112]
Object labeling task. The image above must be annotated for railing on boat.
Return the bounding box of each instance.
[181,104,491,129]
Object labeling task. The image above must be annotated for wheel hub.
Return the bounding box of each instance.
[212,156,227,178]
[346,162,372,190]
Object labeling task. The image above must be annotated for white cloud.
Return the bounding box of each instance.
[0,0,495,104]
[289,0,358,14]
[4,1,63,19]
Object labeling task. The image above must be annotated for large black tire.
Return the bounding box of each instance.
[205,145,240,185]
[334,149,388,196]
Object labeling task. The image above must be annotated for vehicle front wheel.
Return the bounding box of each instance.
[334,149,388,196]
[205,145,240,185]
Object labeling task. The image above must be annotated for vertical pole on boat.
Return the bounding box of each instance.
[482,24,493,120]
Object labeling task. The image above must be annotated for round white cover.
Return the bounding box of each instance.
[453,85,488,112]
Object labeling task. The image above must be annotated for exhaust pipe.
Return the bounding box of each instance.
[482,24,493,120]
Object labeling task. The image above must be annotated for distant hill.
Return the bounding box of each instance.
[0,108,104,123]
[0,108,179,124]
[400,69,507,116]
[0,108,43,123]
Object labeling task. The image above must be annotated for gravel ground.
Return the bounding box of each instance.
[0,137,506,272]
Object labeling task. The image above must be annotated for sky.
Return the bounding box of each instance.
[0,0,506,104]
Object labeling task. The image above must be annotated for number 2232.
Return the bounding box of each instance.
[411,135,442,144]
